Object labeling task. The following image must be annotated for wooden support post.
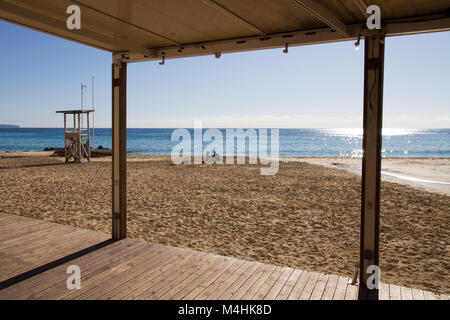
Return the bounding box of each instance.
[358,33,385,300]
[77,113,81,163]
[87,112,91,160]
[64,113,67,163]
[112,59,127,240]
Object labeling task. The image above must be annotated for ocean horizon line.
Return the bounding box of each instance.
[3,126,450,128]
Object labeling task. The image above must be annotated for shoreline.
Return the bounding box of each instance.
[2,151,449,195]
[3,150,450,159]
[293,157,450,196]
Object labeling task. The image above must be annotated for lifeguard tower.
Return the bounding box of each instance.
[56,109,94,163]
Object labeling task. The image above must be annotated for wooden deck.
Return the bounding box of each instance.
[0,213,447,300]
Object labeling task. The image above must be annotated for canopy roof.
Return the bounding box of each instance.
[1,0,449,62]
[56,109,94,114]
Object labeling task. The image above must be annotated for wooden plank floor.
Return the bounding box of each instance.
[0,213,448,300]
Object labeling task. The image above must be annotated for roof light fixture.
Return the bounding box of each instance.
[354,34,361,51]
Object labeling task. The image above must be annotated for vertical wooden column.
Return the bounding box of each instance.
[78,113,81,163]
[112,59,127,240]
[359,33,385,300]
[87,112,91,160]
[64,114,67,163]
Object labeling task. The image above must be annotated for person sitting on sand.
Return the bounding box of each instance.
[204,149,222,164]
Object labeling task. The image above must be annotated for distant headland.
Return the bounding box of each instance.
[0,124,20,128]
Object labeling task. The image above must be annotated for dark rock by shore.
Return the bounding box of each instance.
[44,146,135,158]
[92,149,113,157]
[48,147,113,158]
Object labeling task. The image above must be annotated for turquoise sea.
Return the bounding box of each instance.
[0,128,449,158]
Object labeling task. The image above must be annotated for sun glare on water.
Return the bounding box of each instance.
[323,128,424,137]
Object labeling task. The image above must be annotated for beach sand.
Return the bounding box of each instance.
[0,152,449,295]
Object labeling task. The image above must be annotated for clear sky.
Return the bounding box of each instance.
[0,20,449,128]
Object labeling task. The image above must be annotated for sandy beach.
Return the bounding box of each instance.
[294,157,450,196]
[0,152,449,295]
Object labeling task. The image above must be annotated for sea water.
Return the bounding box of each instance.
[0,128,449,158]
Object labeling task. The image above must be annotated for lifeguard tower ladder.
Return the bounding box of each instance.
[56,109,94,163]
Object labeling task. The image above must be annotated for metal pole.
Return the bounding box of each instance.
[81,83,83,109]
[358,32,385,300]
[87,112,90,161]
[78,113,81,163]
[92,76,95,149]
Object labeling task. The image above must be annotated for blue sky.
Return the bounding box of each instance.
[0,20,449,128]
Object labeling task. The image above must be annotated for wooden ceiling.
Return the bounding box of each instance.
[1,0,449,62]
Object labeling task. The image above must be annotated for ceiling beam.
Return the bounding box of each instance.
[122,13,450,63]
[352,0,369,18]
[124,27,350,62]
[293,0,350,37]
[201,0,267,36]
[0,0,151,55]
[70,0,181,46]
[384,16,450,36]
